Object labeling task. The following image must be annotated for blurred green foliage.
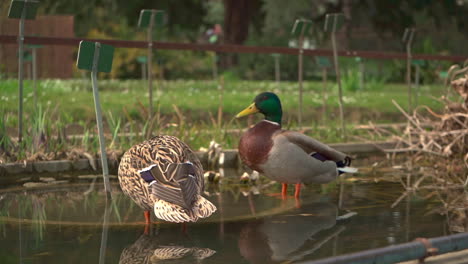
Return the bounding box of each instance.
[2,0,467,81]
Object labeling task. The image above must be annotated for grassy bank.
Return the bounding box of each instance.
[0,78,446,123]
[0,78,447,163]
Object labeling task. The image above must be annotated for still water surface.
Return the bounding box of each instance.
[0,171,448,263]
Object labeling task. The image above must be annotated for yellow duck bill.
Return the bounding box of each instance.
[235,103,259,118]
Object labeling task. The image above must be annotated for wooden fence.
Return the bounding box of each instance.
[0,16,74,78]
[0,26,466,79]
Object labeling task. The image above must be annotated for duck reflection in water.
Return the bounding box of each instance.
[119,228,216,264]
[238,201,342,264]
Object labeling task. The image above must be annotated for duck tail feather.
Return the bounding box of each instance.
[153,195,217,223]
[153,199,198,223]
[192,195,217,219]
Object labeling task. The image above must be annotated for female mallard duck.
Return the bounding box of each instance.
[119,232,216,264]
[235,92,356,198]
[118,135,216,224]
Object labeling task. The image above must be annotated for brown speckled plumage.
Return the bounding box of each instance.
[119,233,216,264]
[118,135,216,222]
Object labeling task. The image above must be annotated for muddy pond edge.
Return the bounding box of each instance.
[0,141,397,176]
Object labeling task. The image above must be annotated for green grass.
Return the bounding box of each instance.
[0,78,448,162]
[0,78,446,122]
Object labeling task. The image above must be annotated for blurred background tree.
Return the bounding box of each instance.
[9,0,468,80]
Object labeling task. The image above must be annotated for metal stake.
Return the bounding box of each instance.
[331,32,346,139]
[322,67,328,123]
[298,35,305,128]
[273,54,280,88]
[141,61,147,80]
[91,42,112,196]
[32,47,37,111]
[406,45,412,113]
[17,2,26,142]
[403,28,415,113]
[359,59,364,90]
[291,19,312,128]
[212,52,218,80]
[147,13,155,120]
[414,64,420,107]
[98,199,111,264]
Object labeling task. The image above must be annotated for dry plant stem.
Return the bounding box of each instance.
[463,172,468,187]
[420,185,465,190]
[385,70,467,211]
[391,191,409,208]
[171,104,185,126]
[368,121,383,138]
[145,114,159,139]
[446,65,461,90]
[392,100,424,131]
[391,140,404,162]
[208,111,217,128]
[452,117,468,129]
[156,102,161,135]
[397,175,408,191]
[451,68,468,84]
[412,174,431,189]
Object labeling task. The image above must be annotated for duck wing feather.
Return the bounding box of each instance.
[281,131,347,162]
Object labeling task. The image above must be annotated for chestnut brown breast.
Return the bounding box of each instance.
[238,121,281,172]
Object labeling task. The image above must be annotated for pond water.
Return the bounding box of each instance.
[0,168,449,264]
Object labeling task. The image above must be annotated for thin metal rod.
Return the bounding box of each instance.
[17,6,26,142]
[298,36,304,128]
[32,48,37,111]
[338,179,345,209]
[141,62,146,80]
[274,55,280,87]
[19,204,23,264]
[405,189,411,242]
[406,42,412,113]
[91,42,111,196]
[98,198,111,264]
[331,33,346,139]
[147,13,154,120]
[405,30,414,113]
[217,76,224,128]
[359,60,364,90]
[28,60,32,79]
[305,232,468,264]
[218,189,225,240]
[212,52,218,80]
[415,65,420,106]
[322,68,328,123]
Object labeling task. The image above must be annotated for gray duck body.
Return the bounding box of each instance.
[239,120,348,184]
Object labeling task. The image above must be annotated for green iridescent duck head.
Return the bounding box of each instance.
[236,92,283,125]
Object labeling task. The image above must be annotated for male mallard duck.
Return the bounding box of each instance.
[236,92,356,198]
[239,202,337,264]
[118,135,216,224]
